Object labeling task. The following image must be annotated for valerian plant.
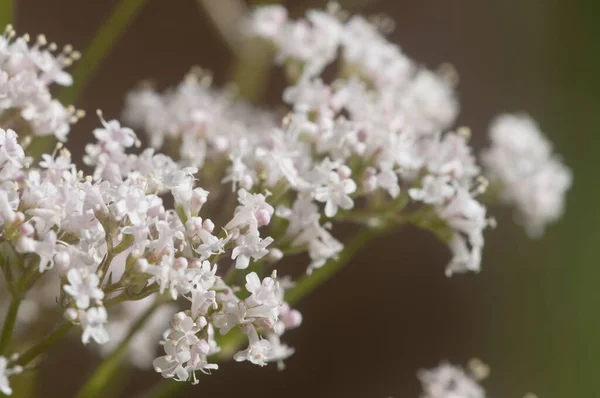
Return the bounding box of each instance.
[0,3,570,397]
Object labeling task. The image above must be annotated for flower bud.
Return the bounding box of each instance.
[64,308,78,321]
[338,165,352,179]
[173,257,188,270]
[135,258,149,273]
[54,251,71,274]
[255,208,272,227]
[202,218,215,233]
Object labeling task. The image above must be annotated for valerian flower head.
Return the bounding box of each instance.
[481,114,572,237]
[418,362,485,398]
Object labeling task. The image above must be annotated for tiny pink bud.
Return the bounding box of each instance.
[255,208,271,227]
[202,219,215,233]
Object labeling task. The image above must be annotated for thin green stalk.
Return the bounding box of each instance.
[0,296,21,355]
[0,0,13,30]
[27,0,149,159]
[76,302,160,398]
[285,227,388,305]
[14,322,73,367]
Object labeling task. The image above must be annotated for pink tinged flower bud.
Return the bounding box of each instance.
[202,219,215,233]
[54,251,71,274]
[283,308,303,329]
[338,165,352,180]
[173,257,188,270]
[255,208,272,227]
[188,258,202,268]
[64,308,78,321]
[19,222,35,236]
[135,258,149,273]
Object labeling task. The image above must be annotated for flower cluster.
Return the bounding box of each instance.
[0,3,571,395]
[0,25,81,141]
[125,6,492,276]
[0,112,301,385]
[481,114,572,236]
[418,361,486,398]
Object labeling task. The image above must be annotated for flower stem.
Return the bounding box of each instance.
[27,0,150,159]
[75,302,160,398]
[0,296,21,355]
[284,226,390,305]
[13,322,73,367]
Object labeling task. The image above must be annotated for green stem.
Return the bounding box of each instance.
[76,302,160,398]
[27,0,149,159]
[285,227,389,305]
[0,296,21,355]
[13,322,73,367]
[0,0,13,29]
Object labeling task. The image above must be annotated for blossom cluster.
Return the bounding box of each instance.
[418,361,486,398]
[481,114,572,236]
[125,6,492,276]
[0,2,572,395]
[0,25,81,141]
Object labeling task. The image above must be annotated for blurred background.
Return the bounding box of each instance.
[11,0,596,396]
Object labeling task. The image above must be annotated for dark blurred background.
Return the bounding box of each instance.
[12,0,598,396]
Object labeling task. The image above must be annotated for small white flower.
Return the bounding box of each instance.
[418,362,485,398]
[80,306,110,345]
[0,356,23,396]
[63,268,104,309]
[314,169,356,218]
[93,113,138,151]
[234,325,272,367]
[231,234,274,269]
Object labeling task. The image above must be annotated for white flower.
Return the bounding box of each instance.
[231,233,274,269]
[153,340,192,382]
[402,70,458,135]
[0,129,26,169]
[247,5,288,40]
[265,334,295,370]
[80,306,110,345]
[446,234,482,277]
[63,268,104,309]
[314,168,356,217]
[409,175,455,205]
[234,325,272,367]
[481,114,572,236]
[225,189,274,232]
[93,113,138,151]
[0,356,22,396]
[418,362,485,398]
[244,272,280,322]
[113,184,149,225]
